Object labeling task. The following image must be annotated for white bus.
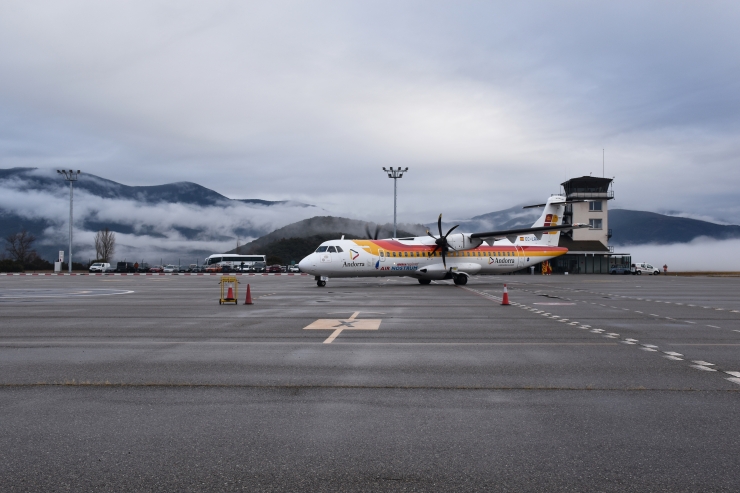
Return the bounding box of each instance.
[204,254,266,270]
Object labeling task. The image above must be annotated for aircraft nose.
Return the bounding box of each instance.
[298,256,312,273]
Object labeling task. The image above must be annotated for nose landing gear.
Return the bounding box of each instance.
[452,274,468,285]
[317,280,326,287]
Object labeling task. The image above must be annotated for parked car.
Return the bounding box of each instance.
[177,265,188,273]
[632,262,660,275]
[204,264,221,273]
[162,265,177,273]
[136,263,150,273]
[115,261,137,273]
[102,264,117,273]
[288,265,300,273]
[149,265,164,273]
[609,265,631,275]
[252,262,266,273]
[189,264,201,273]
[267,264,283,273]
[89,262,110,273]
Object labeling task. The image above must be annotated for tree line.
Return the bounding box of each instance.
[1,228,117,272]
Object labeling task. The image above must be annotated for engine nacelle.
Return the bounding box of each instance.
[445,234,483,251]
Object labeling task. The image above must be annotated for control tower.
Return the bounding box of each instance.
[550,176,630,274]
[561,176,614,246]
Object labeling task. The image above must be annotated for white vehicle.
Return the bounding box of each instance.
[298,196,588,287]
[632,262,660,275]
[204,254,267,270]
[288,265,300,273]
[89,263,110,273]
[162,264,178,273]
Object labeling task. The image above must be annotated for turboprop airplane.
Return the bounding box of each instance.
[298,195,588,287]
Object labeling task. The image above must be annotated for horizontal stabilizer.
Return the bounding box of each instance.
[471,223,589,242]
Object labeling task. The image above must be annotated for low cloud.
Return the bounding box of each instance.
[614,237,740,272]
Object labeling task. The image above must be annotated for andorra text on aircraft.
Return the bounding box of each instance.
[298,196,588,287]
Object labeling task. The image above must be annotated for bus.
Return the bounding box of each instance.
[204,254,266,271]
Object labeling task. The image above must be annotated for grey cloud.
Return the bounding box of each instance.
[0,2,738,225]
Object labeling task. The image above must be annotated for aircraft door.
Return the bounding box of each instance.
[379,250,386,262]
[515,245,526,269]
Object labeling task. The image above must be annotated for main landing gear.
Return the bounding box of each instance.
[418,279,432,285]
[452,274,468,285]
[317,280,326,287]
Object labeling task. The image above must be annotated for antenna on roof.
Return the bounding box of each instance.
[603,149,605,177]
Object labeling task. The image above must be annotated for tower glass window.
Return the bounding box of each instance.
[589,219,603,230]
[589,201,603,211]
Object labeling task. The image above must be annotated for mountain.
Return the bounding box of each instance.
[609,209,740,245]
[0,167,319,263]
[229,216,422,263]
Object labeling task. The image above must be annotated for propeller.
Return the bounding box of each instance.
[365,224,380,240]
[426,214,459,269]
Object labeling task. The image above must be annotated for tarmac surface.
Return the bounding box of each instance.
[1,273,739,492]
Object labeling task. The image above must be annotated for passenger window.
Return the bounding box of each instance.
[328,246,337,253]
[380,251,384,257]
[404,252,408,257]
[392,252,396,257]
[336,246,344,252]
[316,246,328,253]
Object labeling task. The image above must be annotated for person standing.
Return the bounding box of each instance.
[663,264,668,274]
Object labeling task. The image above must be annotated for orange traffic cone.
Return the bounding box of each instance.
[244,284,253,305]
[227,286,234,300]
[501,284,510,305]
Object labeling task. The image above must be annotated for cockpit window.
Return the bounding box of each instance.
[328,246,337,253]
[316,246,328,253]
[335,246,344,252]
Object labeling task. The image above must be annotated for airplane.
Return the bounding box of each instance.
[297,195,588,287]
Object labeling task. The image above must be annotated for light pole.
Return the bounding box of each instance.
[57,170,81,273]
[382,167,409,238]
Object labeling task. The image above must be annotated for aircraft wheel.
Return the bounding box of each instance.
[317,280,326,287]
[418,279,431,285]
[453,275,468,286]
[637,271,642,275]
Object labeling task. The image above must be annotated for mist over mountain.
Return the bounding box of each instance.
[0,168,320,263]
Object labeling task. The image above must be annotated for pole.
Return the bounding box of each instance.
[603,149,604,178]
[382,167,408,239]
[69,179,73,273]
[393,176,397,237]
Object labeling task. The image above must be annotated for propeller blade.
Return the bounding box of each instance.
[444,224,459,238]
[427,231,437,240]
[437,214,443,238]
[365,225,372,239]
[441,249,446,268]
[374,225,380,240]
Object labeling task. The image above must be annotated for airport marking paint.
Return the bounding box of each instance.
[303,311,381,343]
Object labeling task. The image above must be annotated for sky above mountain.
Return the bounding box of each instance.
[1,2,739,225]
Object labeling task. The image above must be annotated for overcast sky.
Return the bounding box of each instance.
[1,1,739,224]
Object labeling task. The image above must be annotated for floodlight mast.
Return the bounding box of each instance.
[57,170,81,273]
[381,167,409,238]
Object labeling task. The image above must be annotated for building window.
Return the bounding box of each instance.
[589,201,603,211]
[589,219,603,230]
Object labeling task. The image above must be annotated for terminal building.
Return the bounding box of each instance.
[548,176,631,274]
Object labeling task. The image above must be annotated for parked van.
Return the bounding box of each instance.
[89,262,110,273]
[632,262,660,275]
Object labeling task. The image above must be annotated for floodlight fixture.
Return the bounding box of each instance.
[381,167,409,237]
[57,169,81,273]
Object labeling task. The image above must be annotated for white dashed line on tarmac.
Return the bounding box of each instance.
[663,352,683,357]
[664,356,683,361]
[691,365,717,372]
[707,325,720,329]
[725,371,740,378]
[692,360,715,366]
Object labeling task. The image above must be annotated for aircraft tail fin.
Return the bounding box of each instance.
[529,196,567,246]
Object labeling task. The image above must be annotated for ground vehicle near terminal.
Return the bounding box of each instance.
[610,264,631,275]
[162,265,177,273]
[632,262,660,275]
[288,265,300,273]
[115,262,137,273]
[299,195,588,287]
[89,263,110,273]
[149,265,164,273]
[205,254,267,272]
[267,264,283,273]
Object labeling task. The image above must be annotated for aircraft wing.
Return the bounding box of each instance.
[470,223,589,244]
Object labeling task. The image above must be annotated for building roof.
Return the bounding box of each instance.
[560,176,613,195]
